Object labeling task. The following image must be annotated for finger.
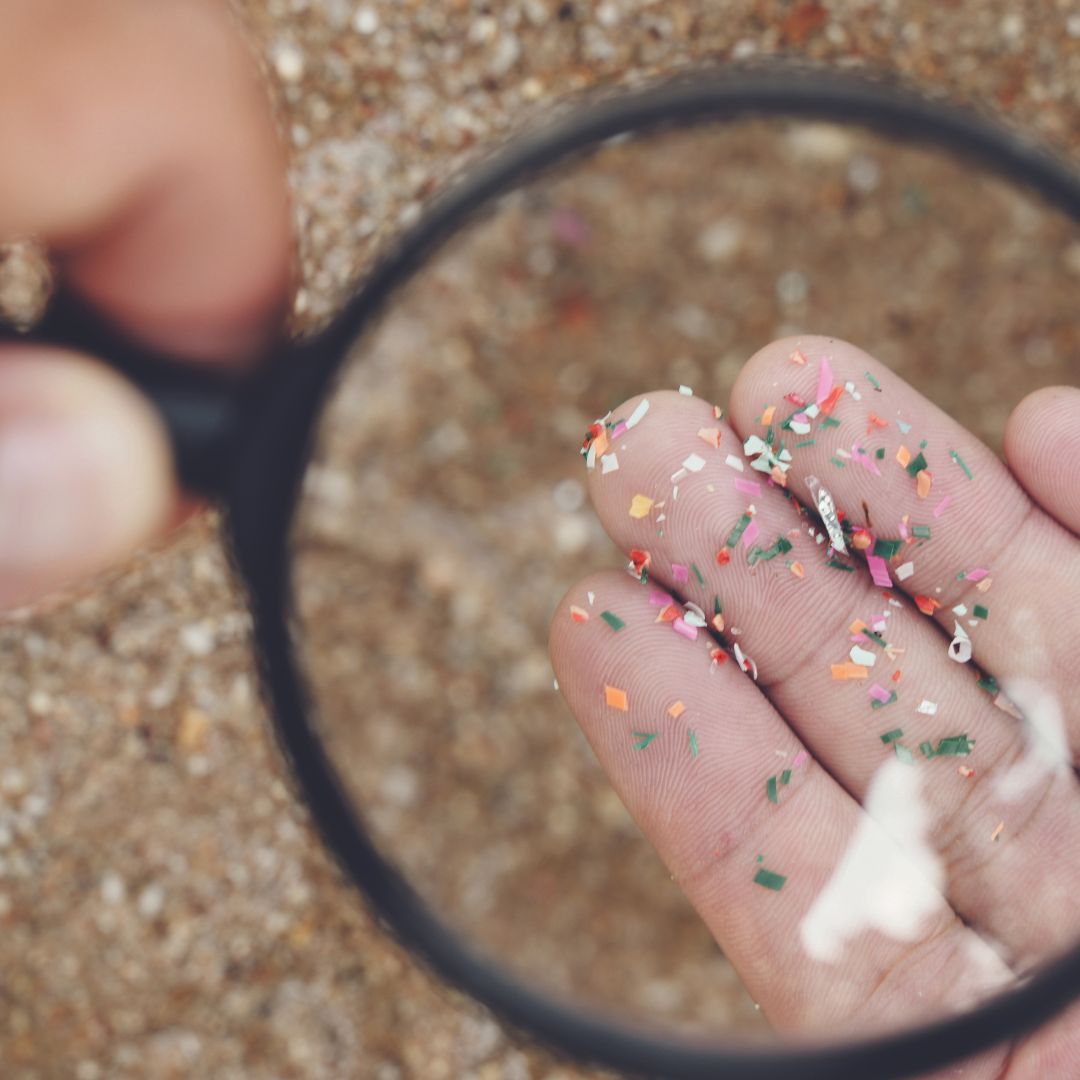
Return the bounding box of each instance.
[728,337,1080,759]
[550,571,1015,1046]
[0,347,175,609]
[581,390,1080,967]
[0,0,291,364]
[1005,386,1080,537]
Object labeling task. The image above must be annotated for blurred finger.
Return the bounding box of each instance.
[0,346,175,609]
[0,0,291,363]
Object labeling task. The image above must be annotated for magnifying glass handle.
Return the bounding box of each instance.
[0,286,248,498]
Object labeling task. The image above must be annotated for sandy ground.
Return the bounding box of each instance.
[3,1,1080,1077]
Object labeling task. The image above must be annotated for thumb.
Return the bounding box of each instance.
[0,347,174,610]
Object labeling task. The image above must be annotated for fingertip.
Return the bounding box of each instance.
[1004,385,1080,535]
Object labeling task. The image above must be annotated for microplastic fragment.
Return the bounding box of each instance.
[896,446,911,468]
[734,642,758,680]
[668,700,686,718]
[950,450,973,479]
[629,494,654,518]
[948,623,972,663]
[656,604,678,624]
[866,371,882,390]
[794,438,816,449]
[600,611,625,631]
[669,563,690,585]
[922,734,975,757]
[726,512,754,548]
[875,447,886,459]
[649,590,672,605]
[679,385,693,396]
[816,357,834,406]
[906,452,928,478]
[632,732,659,750]
[735,478,762,497]
[742,519,760,548]
[688,730,699,758]
[915,595,941,616]
[692,563,706,586]
[601,453,620,474]
[916,470,933,499]
[716,548,732,566]
[587,591,595,605]
[853,444,882,476]
[894,743,915,764]
[830,456,846,469]
[873,539,903,559]
[820,415,841,429]
[790,561,806,578]
[867,555,893,589]
[792,750,808,768]
[871,690,898,710]
[831,662,869,680]
[869,683,893,703]
[625,399,650,428]
[612,422,628,439]
[753,868,787,891]
[917,700,938,715]
[933,496,951,518]
[850,645,877,667]
[958,765,974,778]
[977,674,999,695]
[912,525,931,540]
[767,775,779,804]
[683,453,707,473]
[725,453,745,472]
[895,562,915,582]
[781,769,792,785]
[761,405,777,427]
[698,427,722,448]
[826,557,855,572]
[991,822,1004,843]
[790,418,812,435]
[880,728,904,744]
[973,604,988,620]
[605,685,628,710]
[790,349,808,365]
[805,475,847,554]
[672,617,698,641]
[569,605,589,622]
[953,604,967,616]
[897,418,912,434]
[964,567,990,583]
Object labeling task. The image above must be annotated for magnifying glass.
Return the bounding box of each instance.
[5,67,1079,1079]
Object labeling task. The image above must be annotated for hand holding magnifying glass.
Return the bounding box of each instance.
[4,4,1080,1078]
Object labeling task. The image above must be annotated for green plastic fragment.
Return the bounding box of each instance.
[880,728,904,744]
[749,536,793,565]
[907,451,928,477]
[632,732,659,750]
[919,438,928,449]
[753,868,787,891]
[780,769,792,785]
[862,630,888,648]
[766,426,775,446]
[912,525,931,539]
[821,416,842,429]
[794,438,817,449]
[871,690,898,710]
[767,776,778,804]
[894,742,915,764]
[830,456,847,469]
[600,611,625,631]
[978,674,999,696]
[973,604,988,620]
[873,539,903,559]
[921,734,975,757]
[951,449,974,480]
[875,446,886,459]
[866,371,881,390]
[713,596,723,615]
[692,563,706,587]
[688,730,699,759]
[826,557,855,571]
[725,512,753,548]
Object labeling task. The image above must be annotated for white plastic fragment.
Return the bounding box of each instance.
[625,398,650,429]
[600,453,619,474]
[682,453,706,473]
[725,453,745,472]
[895,561,915,581]
[917,700,938,715]
[850,645,877,667]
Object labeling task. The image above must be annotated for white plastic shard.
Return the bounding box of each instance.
[625,398,650,429]
[682,452,706,473]
[600,453,619,474]
[805,474,848,555]
[948,622,972,663]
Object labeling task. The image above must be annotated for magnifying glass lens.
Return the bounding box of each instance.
[288,117,1080,1047]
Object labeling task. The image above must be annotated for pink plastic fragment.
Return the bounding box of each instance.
[671,564,690,584]
[792,750,809,769]
[735,478,762,497]
[816,357,834,406]
[965,567,989,583]
[611,422,628,439]
[649,590,673,606]
[933,496,952,518]
[672,617,698,641]
[869,683,893,703]
[852,443,882,476]
[742,518,760,548]
[867,554,892,588]
[899,520,910,539]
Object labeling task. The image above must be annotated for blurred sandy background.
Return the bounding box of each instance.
[4,2,1080,1077]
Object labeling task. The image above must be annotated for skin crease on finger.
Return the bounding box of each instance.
[0,0,292,610]
[551,335,1079,1074]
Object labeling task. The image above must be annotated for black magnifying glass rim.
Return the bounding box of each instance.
[225,64,1080,1080]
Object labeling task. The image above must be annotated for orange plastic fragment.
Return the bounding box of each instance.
[711,612,725,632]
[761,405,776,426]
[849,619,868,635]
[867,412,889,431]
[891,669,902,683]
[697,427,722,448]
[916,469,933,499]
[819,385,844,415]
[668,700,686,718]
[831,662,869,680]
[771,465,788,488]
[569,605,590,623]
[789,561,805,579]
[851,528,873,551]
[710,647,728,665]
[604,685,628,710]
[914,595,941,616]
[715,549,731,566]
[629,494,654,518]
[656,604,679,624]
[958,765,974,778]
[896,445,911,468]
